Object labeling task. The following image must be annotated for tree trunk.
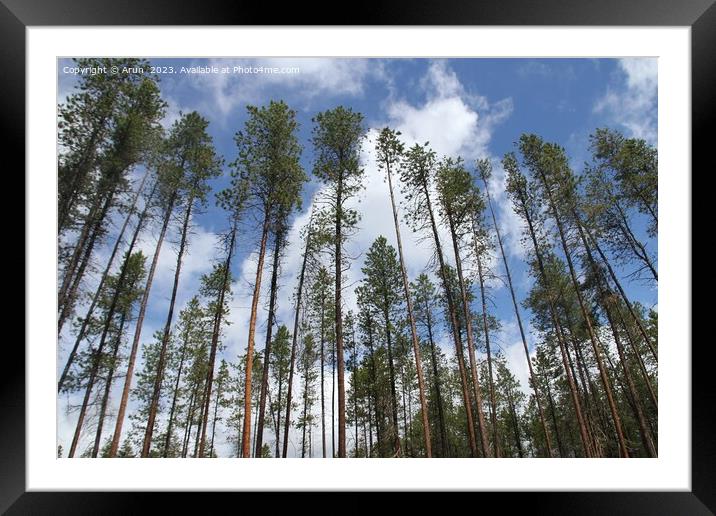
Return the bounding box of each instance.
[142,193,195,457]
[58,171,149,335]
[382,301,402,457]
[209,374,224,458]
[614,304,658,409]
[301,359,310,458]
[282,221,313,457]
[332,338,336,456]
[335,173,347,458]
[535,170,629,457]
[579,216,658,361]
[575,222,657,457]
[182,388,196,458]
[421,180,477,457]
[255,229,283,455]
[108,188,177,457]
[365,316,382,456]
[320,285,327,458]
[198,225,237,457]
[58,187,105,306]
[241,212,271,458]
[69,190,150,458]
[446,212,490,457]
[385,163,432,457]
[58,177,156,393]
[480,178,554,456]
[473,229,501,457]
[614,202,658,281]
[162,318,193,457]
[350,321,359,457]
[91,312,127,457]
[276,363,283,459]
[544,375,565,457]
[506,386,524,457]
[425,305,448,456]
[58,116,110,233]
[516,188,592,457]
[58,188,116,327]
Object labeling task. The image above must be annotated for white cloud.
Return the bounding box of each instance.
[594,58,657,143]
[186,58,383,122]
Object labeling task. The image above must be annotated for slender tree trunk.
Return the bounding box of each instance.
[363,416,368,458]
[576,223,656,457]
[255,230,284,455]
[614,203,658,281]
[108,188,177,457]
[68,321,112,457]
[198,225,237,457]
[58,172,149,334]
[58,188,105,306]
[480,178,554,456]
[563,324,599,456]
[544,375,565,457]
[142,194,195,457]
[473,233,501,457]
[536,171,629,457]
[162,321,193,457]
[276,366,283,459]
[91,312,127,457]
[209,374,224,458]
[241,213,271,458]
[579,217,657,361]
[59,189,116,326]
[59,141,133,312]
[506,386,524,457]
[193,407,203,457]
[423,199,477,456]
[335,174,347,458]
[365,316,382,456]
[252,389,260,454]
[445,212,490,457]
[282,221,312,457]
[58,178,156,393]
[69,192,149,458]
[367,392,374,457]
[301,360,310,458]
[515,188,591,457]
[425,307,448,456]
[605,299,657,457]
[320,286,327,458]
[58,116,110,233]
[400,368,409,455]
[385,164,432,456]
[332,339,336,456]
[382,302,402,457]
[182,388,196,458]
[614,304,658,409]
[350,321,359,457]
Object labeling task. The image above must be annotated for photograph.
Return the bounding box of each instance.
[56,56,658,459]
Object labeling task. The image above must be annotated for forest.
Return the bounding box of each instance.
[57,58,658,458]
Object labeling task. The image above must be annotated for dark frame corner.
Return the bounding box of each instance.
[4,0,712,512]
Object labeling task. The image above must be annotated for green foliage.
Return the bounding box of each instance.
[590,128,657,236]
[233,100,306,221]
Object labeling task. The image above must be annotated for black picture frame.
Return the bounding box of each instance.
[4,0,711,511]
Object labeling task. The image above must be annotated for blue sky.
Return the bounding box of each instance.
[57,57,658,457]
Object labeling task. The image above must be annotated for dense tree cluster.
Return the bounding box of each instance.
[58,60,657,458]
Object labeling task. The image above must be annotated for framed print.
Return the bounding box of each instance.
[5,0,713,512]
